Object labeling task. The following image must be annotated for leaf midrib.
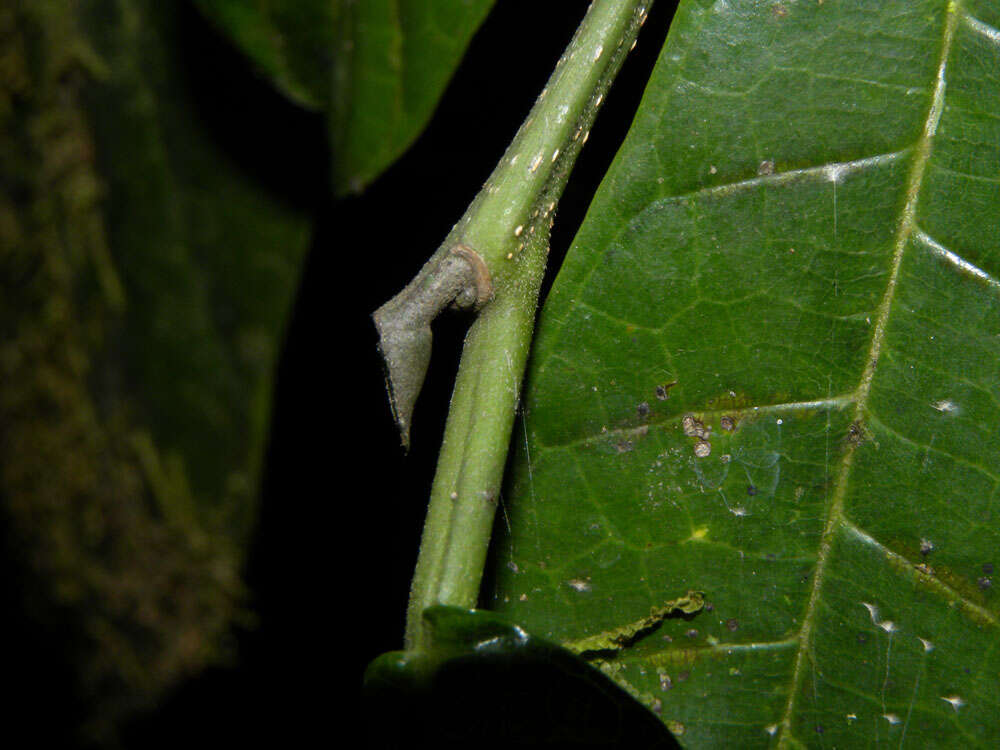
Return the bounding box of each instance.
[775,2,963,745]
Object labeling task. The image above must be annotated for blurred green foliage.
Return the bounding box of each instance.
[193,0,495,194]
[1,0,309,739]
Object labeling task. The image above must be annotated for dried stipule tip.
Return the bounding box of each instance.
[373,244,493,449]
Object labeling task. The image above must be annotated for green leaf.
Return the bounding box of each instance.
[81,0,311,541]
[494,0,1000,746]
[2,0,309,735]
[193,0,495,193]
[190,0,331,109]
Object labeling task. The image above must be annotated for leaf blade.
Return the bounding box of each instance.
[495,1,1000,746]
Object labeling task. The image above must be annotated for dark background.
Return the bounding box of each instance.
[7,1,679,745]
[128,1,678,745]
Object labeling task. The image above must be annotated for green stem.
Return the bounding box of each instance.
[403,0,653,651]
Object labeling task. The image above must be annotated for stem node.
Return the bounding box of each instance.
[373,245,489,449]
[372,0,655,650]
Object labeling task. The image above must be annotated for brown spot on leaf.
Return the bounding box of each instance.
[682,415,709,439]
[655,381,677,400]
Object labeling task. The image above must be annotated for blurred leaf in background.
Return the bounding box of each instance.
[1,0,310,739]
[193,0,495,194]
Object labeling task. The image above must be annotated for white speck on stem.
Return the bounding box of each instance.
[593,44,603,61]
[883,714,901,725]
[918,637,934,652]
[567,579,591,592]
[514,225,523,237]
[529,152,543,173]
[551,148,560,163]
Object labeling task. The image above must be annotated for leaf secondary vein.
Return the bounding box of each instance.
[584,636,800,667]
[538,394,855,452]
[843,520,999,628]
[776,3,963,744]
[866,413,1000,484]
[914,229,1000,290]
[661,149,908,203]
[965,13,1000,45]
